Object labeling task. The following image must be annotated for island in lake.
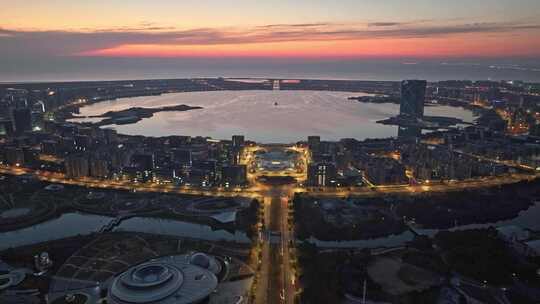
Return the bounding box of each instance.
[80,104,203,126]
[377,115,469,129]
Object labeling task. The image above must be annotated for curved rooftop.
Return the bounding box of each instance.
[189,253,222,276]
[108,255,218,304]
[0,269,26,290]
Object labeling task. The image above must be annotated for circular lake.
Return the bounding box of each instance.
[71,90,475,143]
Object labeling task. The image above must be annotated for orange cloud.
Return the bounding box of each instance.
[83,34,540,59]
[3,21,540,59]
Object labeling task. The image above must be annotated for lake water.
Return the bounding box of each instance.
[306,202,540,248]
[306,231,416,249]
[71,90,475,143]
[114,217,250,243]
[414,201,540,238]
[0,213,112,250]
[1,202,539,250]
[0,213,250,250]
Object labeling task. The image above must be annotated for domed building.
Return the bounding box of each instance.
[189,253,222,276]
[107,255,218,304]
[0,269,26,290]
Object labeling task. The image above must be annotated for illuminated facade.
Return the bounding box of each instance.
[307,162,336,187]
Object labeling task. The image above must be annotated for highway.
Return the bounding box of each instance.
[0,165,263,199]
[243,146,300,304]
[304,173,537,198]
[254,186,296,304]
[450,147,536,172]
[280,193,296,304]
[4,163,529,199]
[254,197,272,303]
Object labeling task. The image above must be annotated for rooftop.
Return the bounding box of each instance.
[108,254,218,304]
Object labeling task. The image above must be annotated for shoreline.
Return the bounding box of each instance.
[60,89,475,142]
[71,104,203,126]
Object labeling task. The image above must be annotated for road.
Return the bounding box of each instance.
[254,186,296,304]
[280,193,295,304]
[450,147,536,172]
[0,165,262,199]
[1,144,539,304]
[255,197,272,303]
[243,145,298,304]
[2,163,532,201]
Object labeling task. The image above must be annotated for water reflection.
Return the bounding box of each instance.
[70,91,475,143]
[304,202,540,248]
[415,202,540,237]
[114,217,251,243]
[0,212,251,250]
[2,202,540,250]
[305,231,415,249]
[0,213,111,250]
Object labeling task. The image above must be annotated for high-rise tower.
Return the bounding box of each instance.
[399,80,427,119]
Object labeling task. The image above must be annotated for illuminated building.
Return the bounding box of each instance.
[172,148,193,166]
[361,157,407,185]
[89,157,110,178]
[130,153,155,182]
[190,160,218,186]
[398,126,421,138]
[232,135,245,148]
[221,164,247,186]
[74,134,91,152]
[65,154,90,178]
[41,139,58,155]
[307,162,336,187]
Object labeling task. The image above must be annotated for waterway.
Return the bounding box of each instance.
[305,201,540,249]
[2,202,540,250]
[0,213,111,250]
[414,201,540,237]
[0,212,250,250]
[114,216,250,243]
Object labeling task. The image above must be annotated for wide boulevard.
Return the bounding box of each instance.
[0,145,537,304]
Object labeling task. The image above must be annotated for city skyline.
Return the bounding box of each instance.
[2,77,540,304]
[2,2,540,304]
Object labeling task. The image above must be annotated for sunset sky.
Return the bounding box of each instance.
[1,0,540,81]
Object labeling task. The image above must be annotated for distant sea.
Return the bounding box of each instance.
[1,57,540,83]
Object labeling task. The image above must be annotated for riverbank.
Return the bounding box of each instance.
[395,178,540,229]
[0,174,259,239]
[293,195,407,241]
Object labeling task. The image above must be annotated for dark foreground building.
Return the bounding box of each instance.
[400,80,427,119]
